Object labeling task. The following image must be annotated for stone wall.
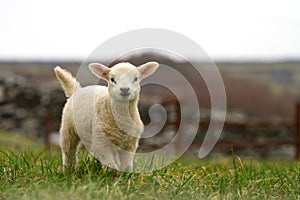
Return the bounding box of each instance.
[0,64,297,159]
[0,73,65,139]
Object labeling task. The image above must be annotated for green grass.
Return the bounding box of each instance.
[0,132,299,199]
[1,149,299,199]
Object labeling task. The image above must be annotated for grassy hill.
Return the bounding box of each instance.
[218,61,300,93]
[0,131,44,152]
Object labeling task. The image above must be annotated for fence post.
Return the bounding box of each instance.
[44,107,52,145]
[295,102,300,160]
[174,101,181,155]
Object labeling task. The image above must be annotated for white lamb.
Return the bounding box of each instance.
[54,61,159,171]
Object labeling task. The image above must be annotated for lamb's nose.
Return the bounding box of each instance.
[120,87,129,93]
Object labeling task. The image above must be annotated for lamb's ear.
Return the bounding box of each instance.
[138,62,159,79]
[89,63,110,81]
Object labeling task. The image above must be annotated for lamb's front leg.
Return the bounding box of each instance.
[118,150,135,172]
[91,136,120,170]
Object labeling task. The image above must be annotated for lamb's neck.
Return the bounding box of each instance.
[109,97,143,136]
[110,98,139,119]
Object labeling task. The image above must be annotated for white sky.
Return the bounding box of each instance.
[0,0,299,61]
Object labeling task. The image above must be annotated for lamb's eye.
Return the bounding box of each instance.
[134,77,138,82]
[110,78,116,83]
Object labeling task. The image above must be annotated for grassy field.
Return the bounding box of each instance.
[0,132,299,199]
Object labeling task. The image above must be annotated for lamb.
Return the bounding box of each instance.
[54,61,159,171]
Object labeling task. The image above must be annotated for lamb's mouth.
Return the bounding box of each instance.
[120,92,130,97]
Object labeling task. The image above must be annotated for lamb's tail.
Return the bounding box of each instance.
[54,66,81,97]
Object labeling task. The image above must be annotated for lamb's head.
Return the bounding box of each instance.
[89,62,159,101]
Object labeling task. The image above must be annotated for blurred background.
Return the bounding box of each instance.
[0,0,300,160]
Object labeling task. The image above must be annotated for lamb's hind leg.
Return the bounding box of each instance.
[60,125,80,172]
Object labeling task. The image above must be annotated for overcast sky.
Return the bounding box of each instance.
[0,0,299,61]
